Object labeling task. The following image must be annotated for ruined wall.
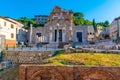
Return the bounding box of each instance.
[19,65,120,80]
[73,26,88,42]
[3,50,54,63]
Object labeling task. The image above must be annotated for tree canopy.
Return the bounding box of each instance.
[73,12,92,25]
[74,12,84,19]
[97,20,109,27]
[17,17,44,29]
[73,12,110,28]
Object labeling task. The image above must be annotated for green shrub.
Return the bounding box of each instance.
[55,50,65,55]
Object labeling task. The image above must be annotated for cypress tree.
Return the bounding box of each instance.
[93,19,97,32]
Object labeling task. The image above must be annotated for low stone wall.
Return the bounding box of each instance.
[65,46,120,53]
[19,65,120,80]
[2,50,54,63]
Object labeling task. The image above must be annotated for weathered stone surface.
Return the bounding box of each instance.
[74,66,117,80]
[19,65,120,80]
[3,50,54,63]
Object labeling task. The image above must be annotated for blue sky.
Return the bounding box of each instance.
[0,0,120,23]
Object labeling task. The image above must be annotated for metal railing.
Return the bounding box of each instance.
[5,43,63,51]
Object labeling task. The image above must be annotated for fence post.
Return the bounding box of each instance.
[46,44,47,50]
[13,45,15,50]
[6,44,8,50]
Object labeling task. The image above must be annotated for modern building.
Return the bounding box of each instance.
[0,16,27,47]
[0,35,5,49]
[109,17,120,39]
[34,15,49,25]
[0,16,17,47]
[5,17,27,45]
[30,6,90,47]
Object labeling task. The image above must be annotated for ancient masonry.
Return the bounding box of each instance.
[19,65,120,80]
[3,50,54,63]
[32,6,87,45]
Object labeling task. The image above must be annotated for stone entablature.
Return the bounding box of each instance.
[19,65,119,80]
[49,6,73,27]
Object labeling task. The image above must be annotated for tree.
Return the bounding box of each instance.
[74,12,85,25]
[96,20,109,27]
[93,19,97,32]
[103,20,109,27]
[84,19,92,25]
[17,17,40,28]
[17,17,30,23]
[74,18,85,25]
[74,12,84,18]
[73,12,93,26]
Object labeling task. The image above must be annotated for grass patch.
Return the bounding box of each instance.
[48,51,120,66]
[54,50,65,56]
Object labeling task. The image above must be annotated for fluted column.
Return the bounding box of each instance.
[56,23,59,43]
[57,28,59,43]
[62,27,66,42]
[69,26,73,41]
[49,27,53,42]
[118,19,120,37]
[29,24,33,45]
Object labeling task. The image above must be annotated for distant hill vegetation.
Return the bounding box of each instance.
[17,12,110,29]
[73,12,110,27]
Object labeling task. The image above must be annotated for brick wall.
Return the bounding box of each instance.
[3,50,54,63]
[19,65,120,80]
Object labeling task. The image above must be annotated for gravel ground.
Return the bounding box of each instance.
[0,66,19,80]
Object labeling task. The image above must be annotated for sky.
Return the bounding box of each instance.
[0,0,120,23]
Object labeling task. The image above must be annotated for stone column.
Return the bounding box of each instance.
[57,29,59,43]
[69,26,72,41]
[118,19,120,37]
[49,27,53,42]
[29,24,33,45]
[62,27,66,42]
[56,24,59,43]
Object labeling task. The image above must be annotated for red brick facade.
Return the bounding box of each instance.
[19,65,120,80]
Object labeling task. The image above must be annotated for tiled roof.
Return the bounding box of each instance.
[5,17,24,25]
[0,16,17,24]
[115,16,120,20]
